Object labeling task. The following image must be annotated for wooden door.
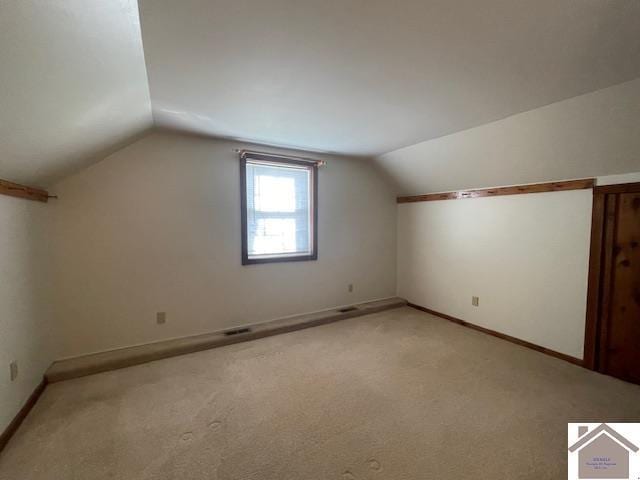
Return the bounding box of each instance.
[585,183,640,384]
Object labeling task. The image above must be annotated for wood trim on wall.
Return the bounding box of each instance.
[408,302,584,366]
[596,194,619,371]
[583,192,606,370]
[0,378,47,454]
[397,178,595,203]
[594,181,640,195]
[0,179,49,203]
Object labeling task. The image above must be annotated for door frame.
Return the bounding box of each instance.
[583,181,640,371]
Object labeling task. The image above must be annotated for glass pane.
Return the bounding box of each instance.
[252,218,296,254]
[246,161,312,257]
[254,175,296,213]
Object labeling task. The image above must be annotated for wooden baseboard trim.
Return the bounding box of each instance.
[0,378,47,454]
[408,302,584,366]
[46,297,407,383]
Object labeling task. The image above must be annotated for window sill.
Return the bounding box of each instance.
[242,253,318,265]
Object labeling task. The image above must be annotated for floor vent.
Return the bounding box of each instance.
[337,306,358,313]
[224,328,252,336]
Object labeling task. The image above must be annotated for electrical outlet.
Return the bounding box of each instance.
[10,361,18,381]
[348,284,354,293]
[156,312,166,325]
[472,296,480,307]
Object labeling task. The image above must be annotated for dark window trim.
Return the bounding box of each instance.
[240,153,318,265]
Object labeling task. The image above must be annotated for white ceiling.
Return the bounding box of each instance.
[2,0,640,187]
[0,0,152,186]
[139,0,640,157]
[377,77,640,195]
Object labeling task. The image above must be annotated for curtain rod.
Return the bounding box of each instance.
[234,148,326,166]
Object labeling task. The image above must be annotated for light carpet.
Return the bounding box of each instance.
[1,306,639,479]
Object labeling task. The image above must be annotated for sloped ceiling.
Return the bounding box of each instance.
[138,0,640,157]
[377,78,640,195]
[2,0,640,189]
[0,0,152,187]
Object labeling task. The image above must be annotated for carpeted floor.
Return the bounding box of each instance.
[1,306,640,479]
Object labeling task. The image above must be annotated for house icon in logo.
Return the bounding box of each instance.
[569,424,639,479]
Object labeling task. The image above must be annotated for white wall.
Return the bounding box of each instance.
[377,78,640,195]
[385,78,640,360]
[597,172,640,186]
[0,196,55,432]
[49,131,397,359]
[397,190,592,359]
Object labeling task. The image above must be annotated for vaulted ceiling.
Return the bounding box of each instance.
[377,77,640,195]
[0,0,152,187]
[1,0,640,187]
[139,0,640,156]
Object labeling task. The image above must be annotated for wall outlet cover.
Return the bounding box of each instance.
[472,296,480,307]
[156,312,166,324]
[10,361,18,381]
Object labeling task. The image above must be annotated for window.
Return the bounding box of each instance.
[240,152,318,264]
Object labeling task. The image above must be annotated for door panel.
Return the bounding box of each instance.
[602,192,640,383]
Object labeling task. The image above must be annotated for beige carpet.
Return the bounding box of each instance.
[1,307,640,480]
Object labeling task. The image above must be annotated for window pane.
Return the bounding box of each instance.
[254,175,295,212]
[252,218,296,254]
[246,161,312,258]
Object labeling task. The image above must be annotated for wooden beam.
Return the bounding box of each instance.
[397,178,595,203]
[0,178,49,203]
